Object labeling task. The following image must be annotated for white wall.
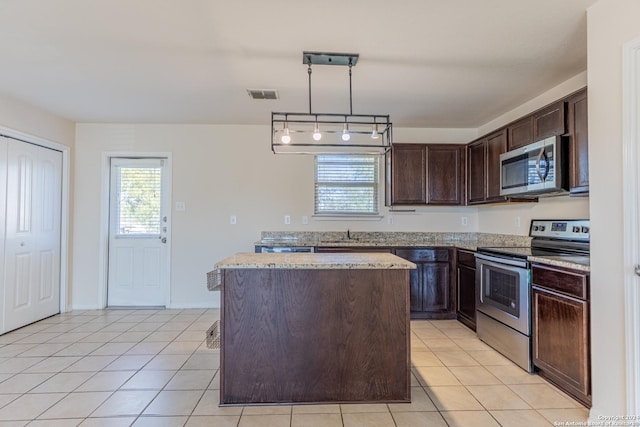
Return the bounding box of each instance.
[587,0,638,417]
[0,93,75,145]
[72,124,478,309]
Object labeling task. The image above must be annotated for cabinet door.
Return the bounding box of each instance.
[409,264,424,312]
[467,140,486,204]
[485,130,507,201]
[533,101,566,140]
[456,263,476,330]
[532,286,590,406]
[427,145,464,205]
[390,144,427,204]
[421,262,450,313]
[507,116,534,151]
[567,88,589,196]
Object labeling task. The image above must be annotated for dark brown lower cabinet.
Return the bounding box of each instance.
[531,264,591,407]
[394,248,455,320]
[456,249,476,330]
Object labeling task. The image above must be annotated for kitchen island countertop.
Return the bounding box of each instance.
[214,252,416,270]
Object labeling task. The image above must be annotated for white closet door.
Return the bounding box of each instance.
[3,140,62,334]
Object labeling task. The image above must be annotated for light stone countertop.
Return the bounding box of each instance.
[214,252,416,270]
[528,255,591,272]
[256,231,533,251]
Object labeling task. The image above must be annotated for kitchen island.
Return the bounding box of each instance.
[210,252,415,405]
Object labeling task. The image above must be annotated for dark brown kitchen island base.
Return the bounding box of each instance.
[217,264,411,405]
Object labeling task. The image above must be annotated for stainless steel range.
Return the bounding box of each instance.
[475,219,590,372]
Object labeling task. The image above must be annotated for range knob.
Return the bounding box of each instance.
[539,226,546,231]
[533,226,539,231]
[581,226,590,233]
[572,226,581,233]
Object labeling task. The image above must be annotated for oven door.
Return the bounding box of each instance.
[476,253,530,335]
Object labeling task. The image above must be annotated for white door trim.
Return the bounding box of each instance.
[0,126,71,314]
[622,35,640,415]
[99,152,172,309]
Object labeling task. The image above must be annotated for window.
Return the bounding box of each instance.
[115,165,162,235]
[314,155,379,215]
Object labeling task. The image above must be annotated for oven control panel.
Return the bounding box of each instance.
[529,219,590,241]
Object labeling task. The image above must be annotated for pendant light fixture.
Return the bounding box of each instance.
[271,51,392,155]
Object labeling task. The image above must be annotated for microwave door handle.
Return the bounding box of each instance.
[535,148,545,182]
[541,151,550,181]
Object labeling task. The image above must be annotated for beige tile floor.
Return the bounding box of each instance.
[0,309,590,426]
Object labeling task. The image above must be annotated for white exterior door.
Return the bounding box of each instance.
[3,139,62,334]
[107,158,169,307]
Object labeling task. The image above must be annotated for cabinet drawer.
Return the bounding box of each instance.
[395,248,449,262]
[531,264,589,300]
[456,250,476,268]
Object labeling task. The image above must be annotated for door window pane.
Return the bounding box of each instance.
[116,167,162,235]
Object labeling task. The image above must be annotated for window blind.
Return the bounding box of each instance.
[315,155,379,215]
[116,166,162,235]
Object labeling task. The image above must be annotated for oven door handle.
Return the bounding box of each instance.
[475,253,529,269]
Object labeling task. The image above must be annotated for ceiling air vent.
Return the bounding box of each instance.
[247,89,279,100]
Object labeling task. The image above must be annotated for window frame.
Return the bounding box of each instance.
[313,154,381,218]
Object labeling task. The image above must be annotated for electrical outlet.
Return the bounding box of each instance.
[284,215,291,225]
[230,215,237,225]
[387,215,393,225]
[302,216,309,225]
[175,201,186,211]
[461,216,468,226]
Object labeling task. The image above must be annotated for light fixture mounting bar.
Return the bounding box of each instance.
[302,52,359,67]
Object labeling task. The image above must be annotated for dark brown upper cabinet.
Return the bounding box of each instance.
[507,101,566,151]
[467,139,486,204]
[486,130,508,201]
[386,143,465,206]
[507,116,534,150]
[388,144,427,205]
[534,100,566,140]
[566,88,589,196]
[467,129,508,205]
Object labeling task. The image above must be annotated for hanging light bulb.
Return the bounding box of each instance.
[281,125,291,144]
[371,124,379,139]
[341,123,351,141]
[312,123,322,141]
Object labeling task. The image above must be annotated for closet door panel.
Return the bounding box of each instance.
[3,140,62,334]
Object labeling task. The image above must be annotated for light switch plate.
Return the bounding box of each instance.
[284,215,291,225]
[302,216,309,225]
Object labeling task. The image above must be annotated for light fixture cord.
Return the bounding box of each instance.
[307,60,313,114]
[348,59,353,115]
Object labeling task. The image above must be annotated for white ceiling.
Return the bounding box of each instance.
[0,0,597,128]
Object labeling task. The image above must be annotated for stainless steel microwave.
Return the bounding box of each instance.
[499,135,568,197]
